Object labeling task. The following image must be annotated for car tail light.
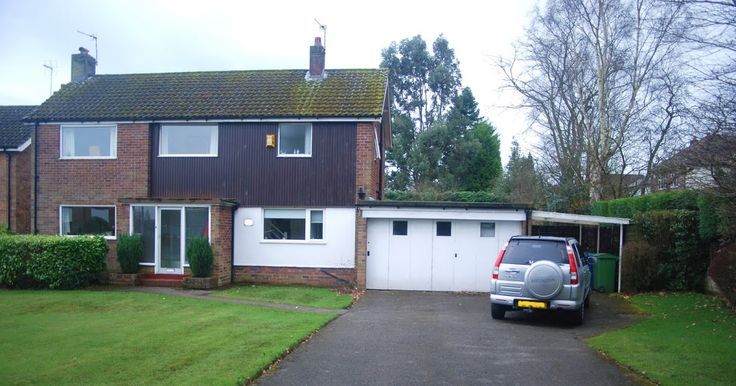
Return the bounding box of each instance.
[567,244,578,285]
[492,241,509,280]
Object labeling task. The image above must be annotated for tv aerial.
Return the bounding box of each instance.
[77,30,98,63]
[314,19,326,49]
[42,62,54,96]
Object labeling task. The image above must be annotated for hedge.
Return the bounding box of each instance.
[621,210,709,292]
[0,235,108,289]
[384,190,503,203]
[591,190,722,241]
[117,234,143,274]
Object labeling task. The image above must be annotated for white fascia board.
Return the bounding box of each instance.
[531,210,630,225]
[37,117,382,125]
[15,138,31,152]
[361,207,527,221]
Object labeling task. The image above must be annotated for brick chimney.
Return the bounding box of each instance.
[307,37,326,80]
[71,47,96,83]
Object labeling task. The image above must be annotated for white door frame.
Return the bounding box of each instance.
[155,206,185,274]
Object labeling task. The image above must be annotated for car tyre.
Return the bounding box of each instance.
[570,302,585,326]
[584,292,591,308]
[491,304,506,320]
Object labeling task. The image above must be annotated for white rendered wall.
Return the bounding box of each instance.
[233,207,356,268]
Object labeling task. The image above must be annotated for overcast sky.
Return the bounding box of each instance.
[0,0,540,161]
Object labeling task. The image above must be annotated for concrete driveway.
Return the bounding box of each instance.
[257,291,642,386]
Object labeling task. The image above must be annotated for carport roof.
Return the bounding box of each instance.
[358,200,531,210]
[531,210,630,225]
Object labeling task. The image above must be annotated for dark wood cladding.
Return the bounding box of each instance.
[151,122,356,207]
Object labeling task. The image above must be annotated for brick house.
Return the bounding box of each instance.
[0,105,34,233]
[24,40,390,288]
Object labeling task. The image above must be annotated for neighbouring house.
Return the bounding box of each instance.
[0,105,34,233]
[24,40,390,287]
[651,133,736,192]
[600,173,646,199]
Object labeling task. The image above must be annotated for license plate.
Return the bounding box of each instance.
[517,300,547,309]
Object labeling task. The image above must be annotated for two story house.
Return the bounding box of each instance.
[24,39,390,288]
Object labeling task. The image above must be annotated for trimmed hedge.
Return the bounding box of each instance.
[592,190,722,242]
[117,234,143,274]
[0,235,108,289]
[384,190,503,202]
[622,210,709,292]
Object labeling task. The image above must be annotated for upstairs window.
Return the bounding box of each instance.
[278,123,312,157]
[61,125,117,158]
[160,125,218,156]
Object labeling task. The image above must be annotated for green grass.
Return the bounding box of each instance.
[588,292,736,385]
[0,290,335,385]
[213,285,354,310]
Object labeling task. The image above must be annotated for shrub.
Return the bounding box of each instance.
[187,238,213,278]
[708,243,736,307]
[621,240,662,292]
[697,193,720,241]
[0,235,107,289]
[117,234,143,274]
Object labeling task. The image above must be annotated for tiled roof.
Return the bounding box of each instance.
[0,105,35,148]
[26,69,388,122]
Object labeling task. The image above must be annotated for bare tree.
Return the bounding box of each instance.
[501,0,690,210]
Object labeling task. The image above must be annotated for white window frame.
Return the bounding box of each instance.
[60,124,117,159]
[374,126,381,160]
[277,123,312,158]
[261,208,325,244]
[59,204,117,240]
[159,124,219,157]
[129,204,211,268]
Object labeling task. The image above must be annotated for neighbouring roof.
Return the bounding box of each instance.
[25,69,388,123]
[657,133,736,172]
[358,200,531,210]
[0,105,35,149]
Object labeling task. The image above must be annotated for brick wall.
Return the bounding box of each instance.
[0,149,33,233]
[211,204,233,286]
[233,266,356,288]
[34,123,150,269]
[354,122,383,289]
[355,122,382,201]
[11,149,31,233]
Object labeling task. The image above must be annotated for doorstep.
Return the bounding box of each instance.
[138,273,190,287]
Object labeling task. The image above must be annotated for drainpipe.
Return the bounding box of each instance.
[230,205,236,284]
[6,151,11,228]
[33,123,38,234]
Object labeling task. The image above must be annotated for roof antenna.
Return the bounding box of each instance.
[314,19,326,49]
[42,62,54,96]
[77,30,98,63]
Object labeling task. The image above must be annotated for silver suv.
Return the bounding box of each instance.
[490,236,593,325]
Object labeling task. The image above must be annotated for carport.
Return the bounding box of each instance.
[530,211,630,292]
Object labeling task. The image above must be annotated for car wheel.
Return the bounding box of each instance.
[584,292,591,308]
[569,302,585,326]
[491,304,506,320]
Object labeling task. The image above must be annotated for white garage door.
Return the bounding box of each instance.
[366,218,521,292]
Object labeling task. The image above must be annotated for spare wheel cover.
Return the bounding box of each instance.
[524,261,564,300]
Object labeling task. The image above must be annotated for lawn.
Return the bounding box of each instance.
[0,290,335,385]
[213,284,354,310]
[588,292,736,386]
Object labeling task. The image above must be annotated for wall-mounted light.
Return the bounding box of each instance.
[358,186,366,200]
[243,218,254,227]
[266,134,276,148]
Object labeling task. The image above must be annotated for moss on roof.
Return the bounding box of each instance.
[26,69,388,122]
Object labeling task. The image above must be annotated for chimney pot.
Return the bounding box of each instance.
[71,46,97,83]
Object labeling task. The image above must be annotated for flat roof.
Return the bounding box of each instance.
[358,200,531,210]
[531,210,630,225]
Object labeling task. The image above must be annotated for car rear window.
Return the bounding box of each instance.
[502,239,568,265]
